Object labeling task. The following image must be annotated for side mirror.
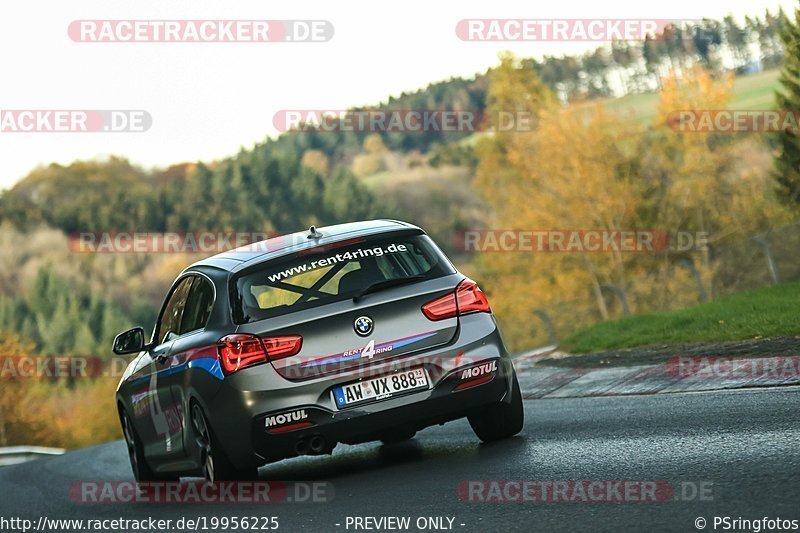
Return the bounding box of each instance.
[113,327,146,355]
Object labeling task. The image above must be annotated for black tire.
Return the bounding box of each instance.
[191,403,258,482]
[467,369,524,442]
[120,409,167,482]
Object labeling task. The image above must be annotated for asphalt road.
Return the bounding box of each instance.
[1,387,799,533]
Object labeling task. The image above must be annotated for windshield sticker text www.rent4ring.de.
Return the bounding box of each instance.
[267,243,408,282]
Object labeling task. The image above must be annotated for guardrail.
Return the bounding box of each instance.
[0,446,65,467]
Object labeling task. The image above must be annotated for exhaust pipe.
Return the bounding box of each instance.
[309,435,325,454]
[294,438,309,455]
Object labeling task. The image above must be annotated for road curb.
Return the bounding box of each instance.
[514,356,800,399]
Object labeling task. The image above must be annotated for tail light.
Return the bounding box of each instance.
[266,421,315,434]
[263,335,303,360]
[454,373,495,391]
[218,334,302,375]
[421,279,491,321]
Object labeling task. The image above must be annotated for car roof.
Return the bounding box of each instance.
[185,219,422,274]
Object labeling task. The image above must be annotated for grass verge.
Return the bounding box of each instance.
[563,281,800,354]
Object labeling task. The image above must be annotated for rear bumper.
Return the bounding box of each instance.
[202,314,512,468]
[251,361,511,462]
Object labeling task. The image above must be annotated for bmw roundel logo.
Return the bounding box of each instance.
[354,316,374,337]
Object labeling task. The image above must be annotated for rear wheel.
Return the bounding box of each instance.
[467,370,524,442]
[191,403,258,482]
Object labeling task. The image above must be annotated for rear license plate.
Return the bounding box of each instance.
[333,368,428,408]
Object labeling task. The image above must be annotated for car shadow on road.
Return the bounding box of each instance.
[257,435,527,482]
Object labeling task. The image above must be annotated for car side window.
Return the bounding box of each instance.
[155,277,194,345]
[179,276,215,335]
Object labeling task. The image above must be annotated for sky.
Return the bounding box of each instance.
[0,0,796,189]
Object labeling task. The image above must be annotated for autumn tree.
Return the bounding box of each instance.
[476,102,648,344]
[352,134,388,178]
[474,54,649,346]
[473,58,787,350]
[301,149,330,176]
[474,52,556,212]
[644,67,788,306]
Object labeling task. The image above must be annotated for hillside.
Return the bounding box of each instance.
[604,68,781,125]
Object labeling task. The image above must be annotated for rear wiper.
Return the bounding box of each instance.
[353,275,426,302]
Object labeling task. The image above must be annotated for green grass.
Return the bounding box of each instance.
[563,281,800,354]
[604,68,781,125]
[731,68,781,109]
[360,165,472,189]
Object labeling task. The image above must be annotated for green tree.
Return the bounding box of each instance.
[773,5,800,205]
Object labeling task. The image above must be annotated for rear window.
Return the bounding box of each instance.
[233,234,454,323]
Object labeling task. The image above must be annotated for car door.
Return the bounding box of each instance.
[134,276,194,461]
[166,274,217,454]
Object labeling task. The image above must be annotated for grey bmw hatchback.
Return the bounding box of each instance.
[113,220,523,482]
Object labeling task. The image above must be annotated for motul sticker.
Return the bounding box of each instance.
[265,409,308,428]
[460,360,498,380]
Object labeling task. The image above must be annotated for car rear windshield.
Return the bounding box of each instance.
[233,233,455,323]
